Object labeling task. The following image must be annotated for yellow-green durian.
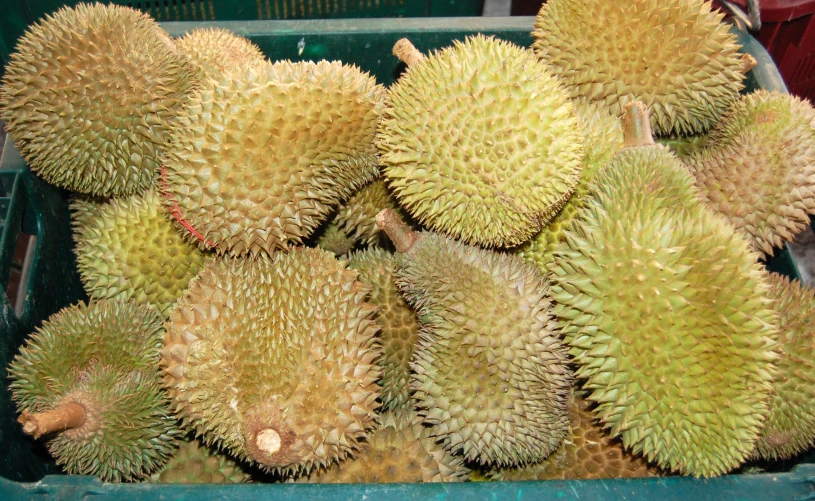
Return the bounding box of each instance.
[378,35,583,248]
[656,134,709,160]
[376,210,572,467]
[161,60,385,257]
[69,196,105,245]
[175,27,266,82]
[532,0,754,136]
[75,190,211,318]
[161,248,382,476]
[315,216,357,256]
[150,439,252,484]
[7,299,180,482]
[549,102,779,478]
[348,248,419,411]
[753,273,815,460]
[335,179,410,248]
[294,410,468,483]
[687,90,815,256]
[0,3,195,197]
[515,100,623,272]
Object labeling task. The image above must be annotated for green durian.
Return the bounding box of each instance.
[515,100,623,272]
[75,189,211,318]
[687,90,815,256]
[175,27,265,83]
[549,102,780,477]
[348,248,420,411]
[378,35,583,248]
[0,2,195,197]
[161,248,382,476]
[335,179,410,248]
[752,273,815,460]
[294,410,468,483]
[69,195,105,245]
[656,134,709,160]
[315,215,357,256]
[376,210,572,467]
[532,0,755,136]
[161,60,385,257]
[150,439,252,484]
[7,299,180,482]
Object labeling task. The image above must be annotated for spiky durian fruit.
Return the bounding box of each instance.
[0,3,194,197]
[515,100,623,272]
[161,60,385,257]
[376,210,572,467]
[7,299,179,482]
[377,35,583,248]
[656,134,709,160]
[348,248,419,411]
[752,273,815,460]
[532,0,755,136]
[295,410,468,483]
[69,196,105,245]
[687,90,815,256]
[315,216,357,256]
[175,27,265,82]
[549,102,779,477]
[161,248,382,476]
[335,179,410,248]
[492,392,658,481]
[75,190,211,318]
[150,439,252,483]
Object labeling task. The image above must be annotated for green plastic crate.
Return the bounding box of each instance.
[0,15,814,500]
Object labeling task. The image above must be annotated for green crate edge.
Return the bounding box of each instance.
[0,15,809,500]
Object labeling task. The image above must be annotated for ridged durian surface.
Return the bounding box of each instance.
[175,27,266,82]
[150,439,252,483]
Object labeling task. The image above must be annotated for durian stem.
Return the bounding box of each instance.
[256,428,281,455]
[19,403,85,440]
[376,209,418,253]
[393,39,426,67]
[622,102,655,148]
[741,53,757,73]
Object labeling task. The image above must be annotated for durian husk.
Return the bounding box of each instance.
[150,439,252,483]
[550,104,780,477]
[335,179,411,248]
[492,392,659,480]
[69,195,106,245]
[656,134,709,160]
[532,0,750,136]
[348,248,419,411]
[175,27,266,83]
[515,100,623,272]
[75,190,211,318]
[687,90,815,256]
[315,215,357,256]
[7,299,180,482]
[752,273,815,461]
[0,3,195,197]
[378,35,583,248]
[161,60,385,257]
[161,248,382,476]
[294,410,468,483]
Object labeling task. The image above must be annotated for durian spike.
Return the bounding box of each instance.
[376,209,419,253]
[393,39,426,67]
[741,53,758,73]
[622,102,655,148]
[18,403,85,439]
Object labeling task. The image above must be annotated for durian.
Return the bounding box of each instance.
[656,134,709,160]
[753,273,815,461]
[377,35,583,248]
[69,196,105,245]
[515,100,623,272]
[532,0,755,136]
[315,216,357,256]
[75,189,211,318]
[348,248,419,411]
[376,210,572,467]
[7,299,179,481]
[150,439,252,483]
[294,410,469,483]
[161,248,382,475]
[492,392,658,480]
[687,90,815,256]
[0,2,194,197]
[549,102,779,477]
[335,179,410,249]
[161,60,385,257]
[175,27,266,82]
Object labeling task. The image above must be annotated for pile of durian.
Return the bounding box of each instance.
[2,0,815,485]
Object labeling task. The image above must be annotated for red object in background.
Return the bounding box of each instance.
[716,0,815,103]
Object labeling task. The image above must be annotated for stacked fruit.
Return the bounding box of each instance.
[2,0,815,484]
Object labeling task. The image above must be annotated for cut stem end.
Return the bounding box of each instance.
[376,209,418,253]
[393,38,426,67]
[622,101,655,148]
[256,428,281,455]
[19,402,86,440]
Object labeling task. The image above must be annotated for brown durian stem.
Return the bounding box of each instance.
[19,403,85,440]
[622,102,655,148]
[741,53,757,73]
[393,38,426,66]
[376,209,418,253]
